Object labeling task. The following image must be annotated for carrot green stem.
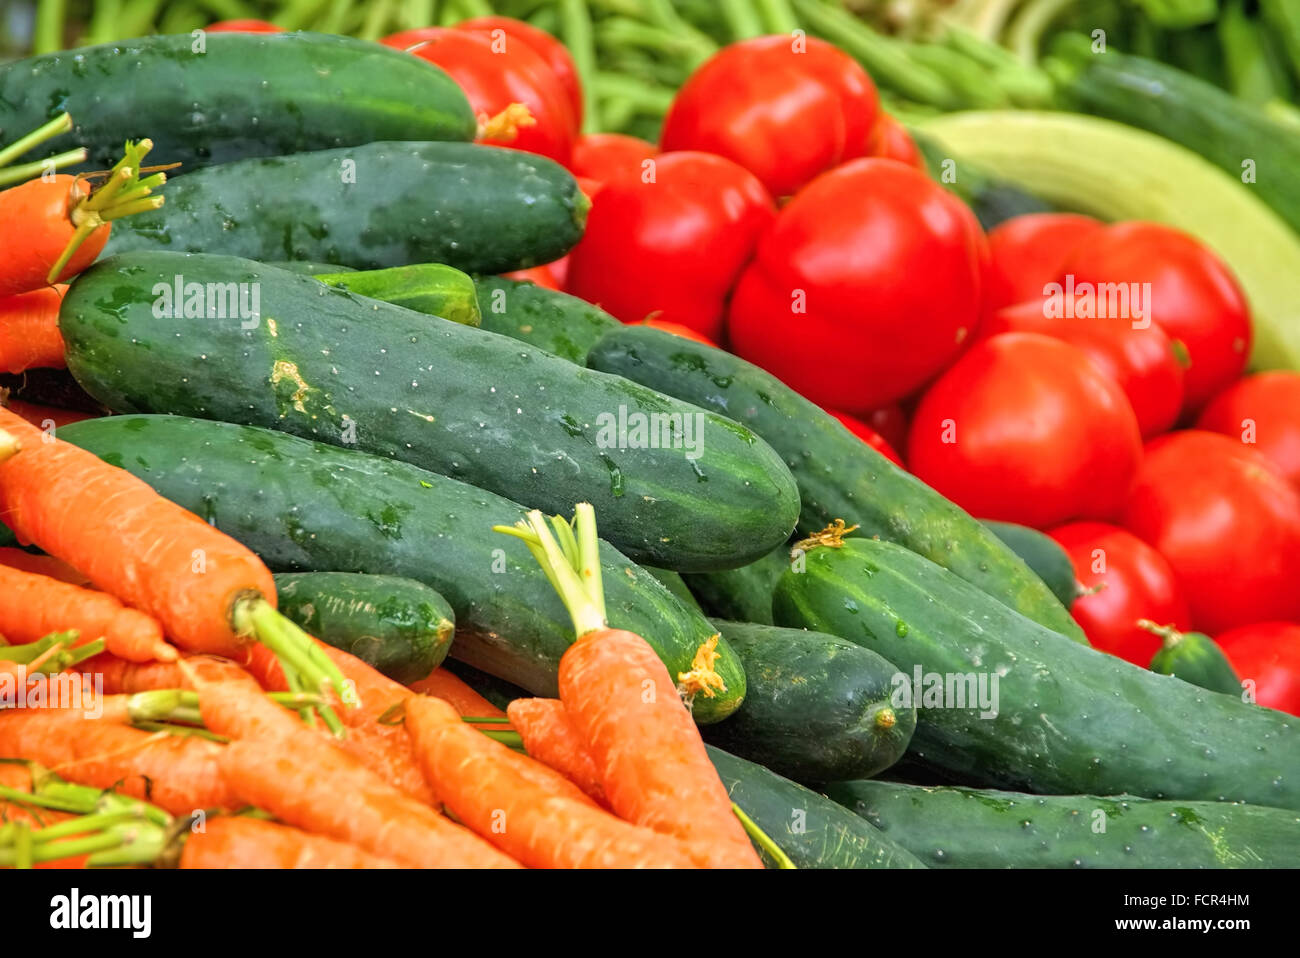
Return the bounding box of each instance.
[28,808,141,844]
[460,715,513,724]
[33,0,68,55]
[732,803,796,869]
[0,150,86,188]
[0,829,123,866]
[131,720,230,743]
[0,113,73,170]
[493,503,606,638]
[480,729,526,749]
[12,822,33,868]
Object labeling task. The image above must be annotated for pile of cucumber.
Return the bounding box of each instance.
[6,30,1297,870]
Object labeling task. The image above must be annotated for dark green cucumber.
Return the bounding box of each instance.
[1147,623,1244,697]
[474,277,620,363]
[273,572,454,685]
[706,746,925,869]
[103,142,588,275]
[705,621,915,783]
[827,780,1300,869]
[314,265,481,328]
[681,543,790,626]
[586,325,1085,641]
[982,519,1078,609]
[60,253,800,571]
[642,567,704,614]
[55,415,746,723]
[0,33,474,173]
[772,537,1300,809]
[1055,47,1300,234]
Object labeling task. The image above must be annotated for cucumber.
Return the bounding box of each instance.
[982,520,1078,609]
[474,277,620,363]
[642,567,704,614]
[54,415,747,723]
[912,131,1055,230]
[0,33,474,173]
[273,572,454,685]
[704,621,915,783]
[706,746,925,869]
[827,780,1300,868]
[682,543,790,626]
[772,536,1300,809]
[586,325,1085,641]
[60,252,801,572]
[1147,623,1244,697]
[103,142,589,276]
[314,265,482,328]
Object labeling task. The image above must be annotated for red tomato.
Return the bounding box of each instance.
[727,159,983,413]
[907,333,1143,528]
[502,259,565,291]
[457,16,583,126]
[865,112,924,170]
[640,319,719,348]
[1060,222,1251,411]
[566,151,774,341]
[1122,430,1300,633]
[204,19,283,32]
[984,213,1105,313]
[861,404,909,453]
[983,294,1185,437]
[660,35,877,198]
[382,28,576,164]
[1048,521,1191,665]
[1197,372,1300,488]
[828,410,904,467]
[1215,621,1300,715]
[569,133,657,185]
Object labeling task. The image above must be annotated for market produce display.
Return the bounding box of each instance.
[1,1,1298,873]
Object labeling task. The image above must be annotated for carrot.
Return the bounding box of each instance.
[0,563,175,663]
[0,397,94,431]
[179,816,400,869]
[497,504,764,869]
[82,653,185,694]
[195,676,518,867]
[0,546,91,586]
[507,697,608,806]
[0,709,235,815]
[409,668,511,730]
[405,695,695,868]
[0,407,348,727]
[0,286,66,373]
[0,138,165,296]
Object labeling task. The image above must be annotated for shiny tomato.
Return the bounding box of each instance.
[827,410,904,467]
[1060,222,1251,411]
[502,259,565,291]
[382,28,576,164]
[907,333,1143,529]
[727,158,984,412]
[983,294,1185,437]
[984,213,1105,313]
[640,319,719,348]
[569,133,657,185]
[660,35,877,198]
[1196,372,1300,488]
[860,404,909,453]
[566,151,774,340]
[1048,521,1191,665]
[1122,430,1300,633]
[204,19,283,32]
[457,16,583,125]
[1215,621,1300,715]
[865,112,924,170]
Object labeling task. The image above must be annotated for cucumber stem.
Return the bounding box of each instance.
[731,803,796,869]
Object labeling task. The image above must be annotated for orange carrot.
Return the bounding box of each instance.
[496,504,763,869]
[0,709,235,815]
[405,695,696,869]
[409,668,511,730]
[179,817,400,869]
[0,398,94,431]
[0,546,91,586]
[0,563,175,663]
[0,407,347,718]
[507,697,607,806]
[196,676,518,868]
[0,286,66,373]
[83,653,186,694]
